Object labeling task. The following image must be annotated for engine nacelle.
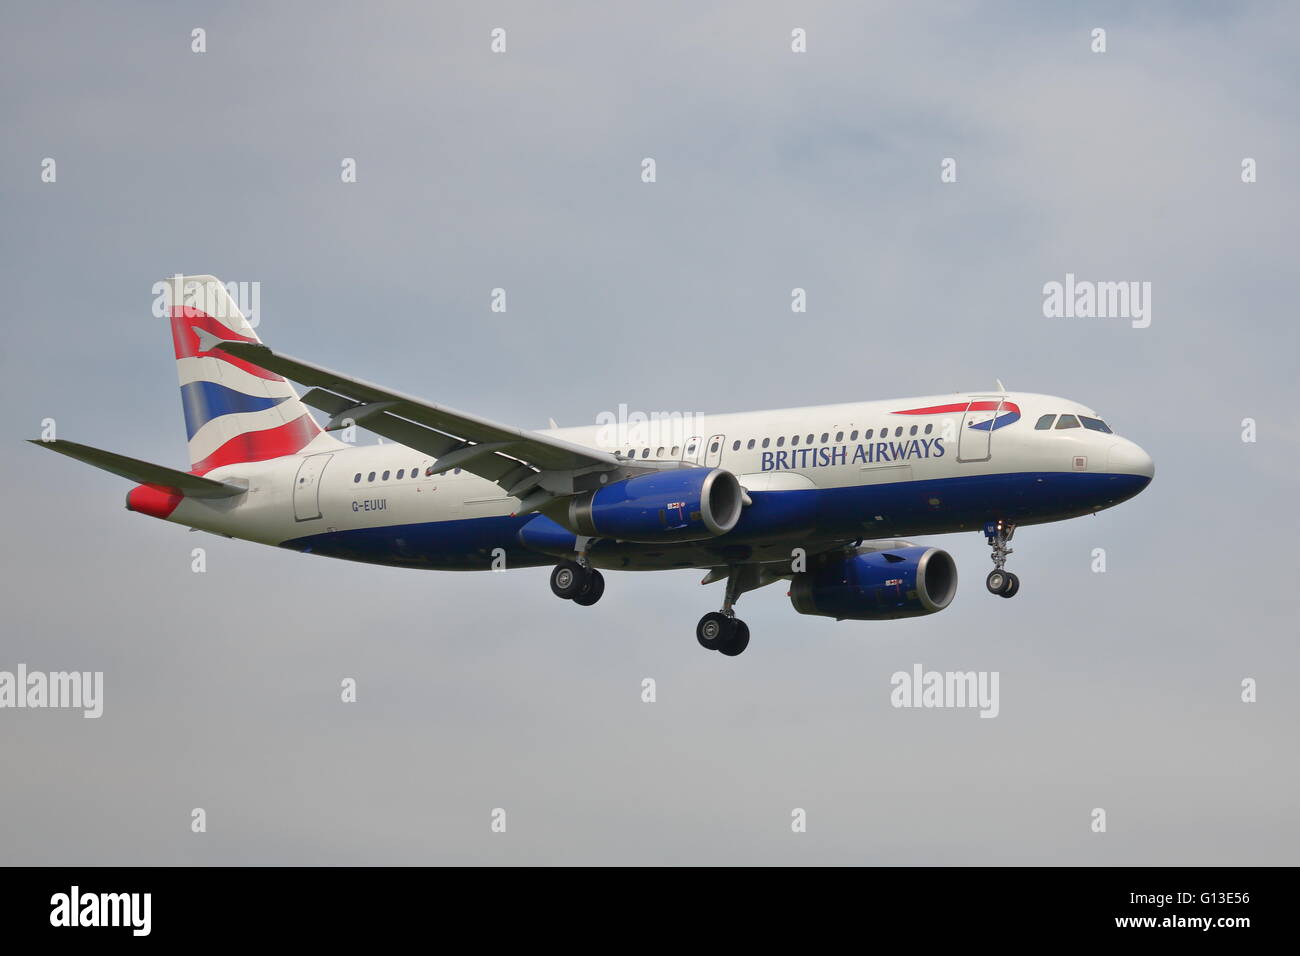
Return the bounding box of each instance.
[567,468,743,543]
[790,546,957,620]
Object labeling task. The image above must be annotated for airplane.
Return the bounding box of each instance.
[31,275,1154,658]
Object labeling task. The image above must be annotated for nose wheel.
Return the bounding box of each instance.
[984,520,1020,598]
[985,569,1020,598]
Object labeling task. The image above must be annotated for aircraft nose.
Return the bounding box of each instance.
[1107,439,1154,480]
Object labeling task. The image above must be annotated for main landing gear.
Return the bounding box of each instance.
[696,567,753,657]
[984,520,1020,598]
[550,559,605,606]
[696,612,749,657]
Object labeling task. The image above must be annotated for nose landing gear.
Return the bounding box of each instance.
[985,569,1019,598]
[984,520,1020,598]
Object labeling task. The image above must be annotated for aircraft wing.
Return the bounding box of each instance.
[215,341,623,510]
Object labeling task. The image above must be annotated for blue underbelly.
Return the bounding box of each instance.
[279,471,1150,569]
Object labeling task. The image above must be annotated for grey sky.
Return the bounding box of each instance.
[1,1,1296,864]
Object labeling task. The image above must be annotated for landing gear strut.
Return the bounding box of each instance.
[984,520,1020,598]
[550,559,605,606]
[696,566,753,656]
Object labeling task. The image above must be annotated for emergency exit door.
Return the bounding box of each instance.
[704,434,725,467]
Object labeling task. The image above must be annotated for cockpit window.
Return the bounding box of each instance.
[1034,414,1055,430]
[1055,415,1081,429]
[1079,416,1112,434]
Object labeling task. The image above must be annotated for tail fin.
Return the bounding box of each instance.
[165,275,341,474]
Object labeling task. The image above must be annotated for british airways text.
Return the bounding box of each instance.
[761,438,944,472]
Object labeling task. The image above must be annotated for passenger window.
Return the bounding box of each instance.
[776,437,785,447]
[709,442,718,454]
[820,432,828,443]
[454,468,462,475]
[382,471,390,480]
[835,431,844,442]
[353,473,361,483]
[1034,414,1055,430]
[747,439,755,449]
[671,446,680,456]
[895,427,903,437]
[865,429,873,439]
[792,435,800,446]
[1055,415,1081,429]
[806,434,814,444]
[1079,416,1112,434]
[924,424,933,435]
[368,472,376,482]
[850,430,858,440]
[413,467,420,478]
[396,469,405,479]
[909,425,917,436]
[643,448,650,458]
[731,441,740,451]
[658,447,666,456]
[762,438,770,448]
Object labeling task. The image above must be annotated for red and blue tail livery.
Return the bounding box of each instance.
[163,276,337,475]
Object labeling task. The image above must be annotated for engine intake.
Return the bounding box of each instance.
[568,467,743,543]
[790,545,957,620]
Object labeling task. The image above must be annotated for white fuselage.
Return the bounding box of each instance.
[160,390,1153,570]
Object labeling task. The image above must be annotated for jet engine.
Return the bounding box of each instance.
[789,545,957,620]
[565,467,743,543]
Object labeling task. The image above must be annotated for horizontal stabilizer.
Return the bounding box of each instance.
[27,439,246,498]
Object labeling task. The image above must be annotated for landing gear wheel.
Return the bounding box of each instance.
[984,520,1019,599]
[696,611,733,650]
[572,568,605,606]
[718,619,750,657]
[550,560,587,600]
